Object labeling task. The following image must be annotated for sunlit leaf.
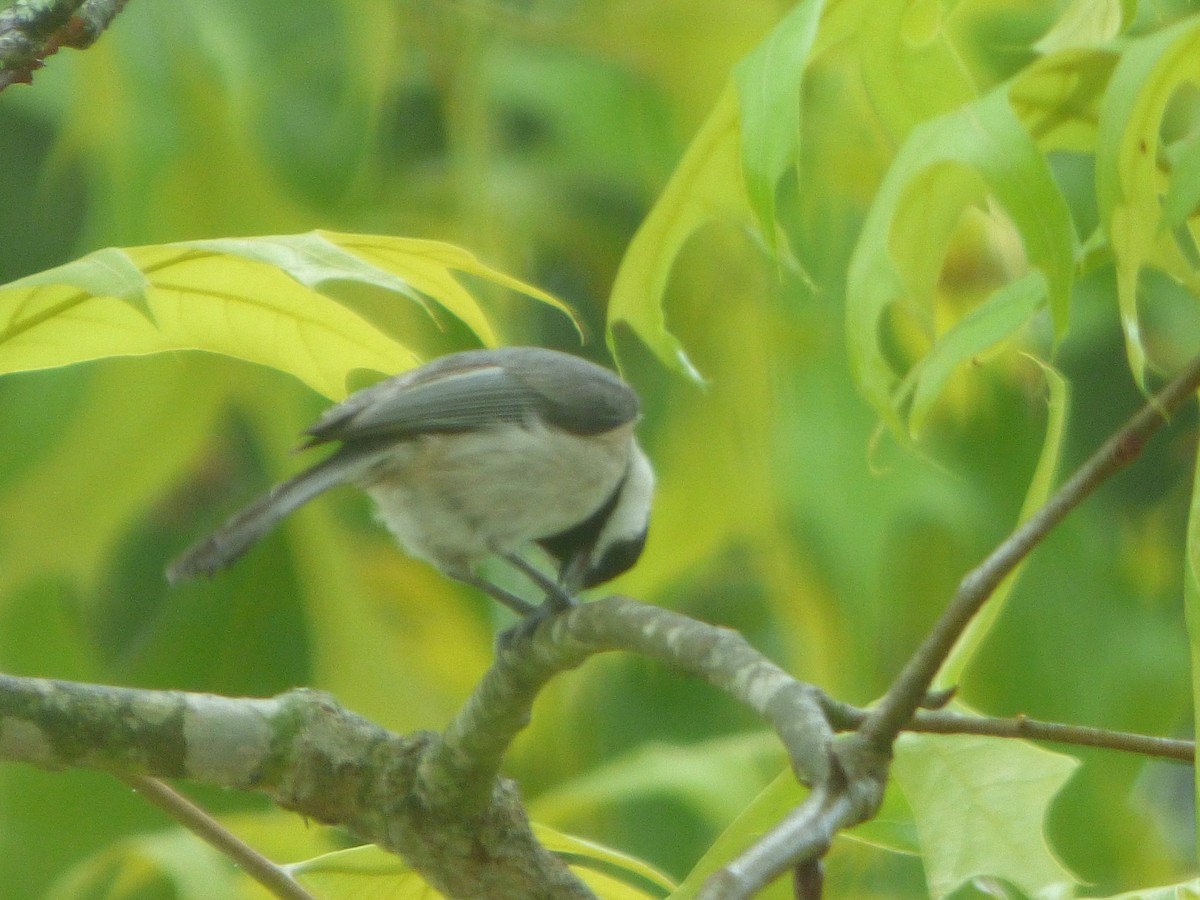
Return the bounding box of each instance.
[893,733,1081,899]
[537,824,676,897]
[1095,876,1200,898]
[1010,48,1119,154]
[0,232,571,400]
[608,83,750,381]
[1096,17,1200,390]
[3,246,154,323]
[853,0,979,141]
[846,85,1075,424]
[1162,125,1200,229]
[312,231,579,343]
[903,271,1048,436]
[734,0,826,248]
[1033,0,1128,55]
[184,232,430,309]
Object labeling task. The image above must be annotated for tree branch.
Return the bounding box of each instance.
[421,596,836,816]
[0,0,128,90]
[819,699,1194,762]
[0,675,586,899]
[860,353,1200,751]
[702,353,1200,895]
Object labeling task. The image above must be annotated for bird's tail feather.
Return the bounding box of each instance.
[166,454,355,584]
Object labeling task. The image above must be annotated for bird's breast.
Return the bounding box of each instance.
[355,422,633,571]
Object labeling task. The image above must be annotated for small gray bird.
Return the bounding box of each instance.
[167,347,654,616]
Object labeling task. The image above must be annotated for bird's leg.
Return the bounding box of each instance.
[451,570,539,617]
[501,552,577,611]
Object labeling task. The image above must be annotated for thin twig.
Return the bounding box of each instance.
[819,697,1195,762]
[907,709,1195,762]
[860,353,1200,750]
[122,775,315,900]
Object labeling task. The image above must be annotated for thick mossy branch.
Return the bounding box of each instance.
[0,676,589,900]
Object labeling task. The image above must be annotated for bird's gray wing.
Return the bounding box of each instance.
[304,361,541,445]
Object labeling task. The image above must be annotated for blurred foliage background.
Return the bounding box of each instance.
[3,0,1200,897]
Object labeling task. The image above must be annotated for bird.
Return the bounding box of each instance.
[167,346,654,616]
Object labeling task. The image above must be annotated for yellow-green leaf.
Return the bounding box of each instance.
[1010,48,1119,154]
[902,271,1049,436]
[4,246,155,323]
[608,83,750,381]
[893,732,1081,899]
[0,232,572,400]
[1096,17,1200,390]
[1097,876,1200,899]
[846,85,1076,424]
[734,0,826,248]
[0,360,227,591]
[44,830,243,900]
[1033,0,1128,55]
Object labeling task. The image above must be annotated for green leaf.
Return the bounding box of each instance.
[44,830,244,900]
[4,246,155,324]
[893,732,1081,900]
[668,768,806,900]
[1096,876,1200,898]
[0,360,227,591]
[0,232,571,400]
[734,0,826,249]
[846,85,1076,424]
[1033,0,1128,55]
[851,0,979,141]
[1162,124,1200,229]
[1010,48,1119,154]
[607,83,749,381]
[668,760,918,900]
[183,232,431,310]
[902,270,1048,436]
[1096,17,1200,390]
[311,231,579,343]
[530,732,785,829]
[536,824,676,898]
